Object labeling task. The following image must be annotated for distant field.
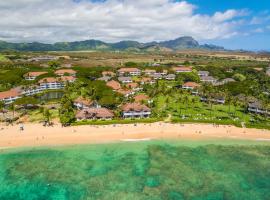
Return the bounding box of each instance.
[0,54,9,62]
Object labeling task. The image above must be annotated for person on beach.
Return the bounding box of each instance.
[19,123,24,131]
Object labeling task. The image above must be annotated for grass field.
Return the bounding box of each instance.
[0,54,9,62]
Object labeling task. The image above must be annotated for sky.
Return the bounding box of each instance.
[0,0,269,50]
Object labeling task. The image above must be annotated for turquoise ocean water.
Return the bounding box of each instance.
[0,139,270,200]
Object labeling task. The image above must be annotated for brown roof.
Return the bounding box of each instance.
[183,82,200,88]
[141,77,152,82]
[122,103,151,112]
[74,97,93,106]
[118,68,140,73]
[0,89,20,100]
[55,69,76,75]
[106,80,121,90]
[39,77,59,83]
[173,66,192,71]
[134,94,149,103]
[60,76,76,82]
[125,82,138,89]
[24,71,47,77]
[76,108,114,119]
[117,89,133,95]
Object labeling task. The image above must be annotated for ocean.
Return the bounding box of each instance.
[0,140,270,200]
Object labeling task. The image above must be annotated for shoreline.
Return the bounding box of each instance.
[0,122,270,149]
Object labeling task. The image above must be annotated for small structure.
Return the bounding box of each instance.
[118,76,133,84]
[118,68,141,76]
[198,71,209,77]
[74,97,99,110]
[182,82,200,90]
[102,71,115,77]
[76,108,114,121]
[144,69,156,76]
[140,77,155,85]
[55,69,76,76]
[248,101,268,114]
[173,66,192,73]
[200,76,217,84]
[150,74,163,80]
[97,76,111,82]
[39,76,75,90]
[165,74,176,80]
[106,80,121,91]
[125,82,139,90]
[24,72,48,80]
[122,103,151,118]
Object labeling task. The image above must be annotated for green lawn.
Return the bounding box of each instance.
[27,109,59,122]
[0,54,9,62]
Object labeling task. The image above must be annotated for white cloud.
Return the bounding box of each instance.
[0,0,250,43]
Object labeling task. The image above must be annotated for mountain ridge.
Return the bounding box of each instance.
[0,36,225,52]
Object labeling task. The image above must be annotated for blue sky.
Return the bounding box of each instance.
[0,0,269,50]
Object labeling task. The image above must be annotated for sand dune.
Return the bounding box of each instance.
[0,122,270,149]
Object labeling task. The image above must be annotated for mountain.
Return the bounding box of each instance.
[0,36,225,52]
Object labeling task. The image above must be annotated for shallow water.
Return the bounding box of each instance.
[1,140,270,200]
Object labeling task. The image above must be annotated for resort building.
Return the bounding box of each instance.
[144,69,156,76]
[248,102,268,114]
[118,68,141,76]
[134,94,152,104]
[76,108,114,121]
[125,82,139,90]
[117,89,134,97]
[106,80,121,91]
[214,78,236,86]
[182,82,200,90]
[122,103,151,118]
[24,72,48,80]
[38,76,75,90]
[73,97,100,110]
[200,96,226,104]
[55,69,76,76]
[97,76,111,82]
[0,89,21,104]
[200,76,217,84]
[151,74,163,80]
[165,74,176,80]
[173,66,192,73]
[118,76,133,84]
[140,77,155,85]
[198,71,209,77]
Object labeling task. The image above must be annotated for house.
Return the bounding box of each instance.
[134,94,152,104]
[125,82,139,90]
[117,89,134,97]
[106,80,121,91]
[200,76,217,84]
[118,68,141,76]
[118,76,133,84]
[55,69,76,76]
[102,71,115,77]
[24,72,48,80]
[248,101,268,114]
[151,74,163,80]
[214,78,236,86]
[76,108,114,121]
[140,77,155,85]
[97,76,111,82]
[200,96,226,104]
[182,82,200,90]
[165,74,176,80]
[60,76,76,83]
[198,71,209,77]
[17,86,44,97]
[173,66,192,73]
[156,70,168,76]
[121,103,151,118]
[73,97,99,110]
[144,69,156,76]
[0,89,21,104]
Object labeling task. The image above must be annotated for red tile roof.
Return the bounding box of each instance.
[24,71,47,77]
[106,80,121,90]
[183,82,200,88]
[74,97,93,106]
[173,66,192,71]
[122,103,150,112]
[118,68,140,73]
[117,89,133,96]
[0,89,20,100]
[55,69,76,75]
[134,94,149,102]
[125,82,138,89]
[76,108,114,119]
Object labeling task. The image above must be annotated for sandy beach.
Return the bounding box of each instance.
[0,122,270,149]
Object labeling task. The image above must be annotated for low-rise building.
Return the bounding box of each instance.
[97,76,111,82]
[248,102,268,114]
[140,77,155,85]
[117,89,134,97]
[198,71,209,77]
[125,82,139,90]
[173,66,192,73]
[118,76,133,84]
[39,76,75,90]
[118,68,141,76]
[24,72,48,81]
[200,76,217,84]
[55,69,76,76]
[165,74,176,80]
[144,69,156,76]
[134,94,152,104]
[150,74,163,80]
[122,103,151,118]
[182,82,200,90]
[106,80,121,91]
[76,108,114,121]
[74,97,99,110]
[0,89,21,104]
[102,71,115,77]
